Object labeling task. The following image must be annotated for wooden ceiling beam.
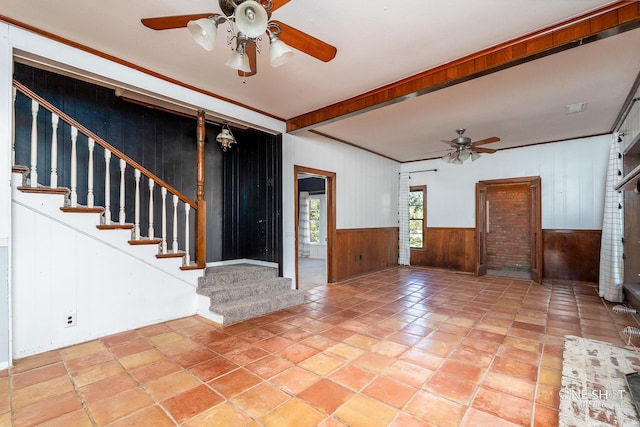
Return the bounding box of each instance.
[286,1,640,133]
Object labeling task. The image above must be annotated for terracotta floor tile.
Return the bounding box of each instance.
[405,390,466,427]
[535,383,560,409]
[69,360,125,388]
[148,331,184,346]
[12,375,75,409]
[438,359,484,383]
[64,350,114,373]
[101,330,141,348]
[224,345,270,366]
[482,370,536,400]
[108,338,153,358]
[490,356,538,382]
[335,394,397,427]
[209,368,263,398]
[343,333,379,350]
[59,340,105,360]
[184,401,254,427]
[328,364,376,391]
[533,404,559,427]
[363,376,416,408]
[145,370,202,402]
[231,382,289,418]
[382,360,432,388]
[136,323,174,337]
[79,372,138,403]
[472,386,533,426]
[271,366,321,394]
[130,359,183,383]
[399,348,443,371]
[172,346,217,368]
[11,361,67,390]
[11,350,61,374]
[261,398,325,427]
[424,371,477,405]
[497,345,541,365]
[298,378,354,414]
[36,408,94,427]
[460,408,523,427]
[245,354,293,379]
[370,340,410,358]
[157,337,201,357]
[188,356,239,382]
[119,348,166,370]
[162,384,225,423]
[86,387,154,425]
[326,342,366,361]
[13,390,82,427]
[299,353,344,376]
[107,405,175,427]
[278,343,319,363]
[352,351,396,373]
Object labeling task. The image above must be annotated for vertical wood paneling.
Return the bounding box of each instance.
[542,229,601,282]
[411,228,476,272]
[334,227,398,281]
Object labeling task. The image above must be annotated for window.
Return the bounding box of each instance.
[309,196,321,243]
[409,186,426,248]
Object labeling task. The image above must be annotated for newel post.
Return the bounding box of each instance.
[195,110,207,267]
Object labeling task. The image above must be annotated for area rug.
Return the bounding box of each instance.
[561,335,640,426]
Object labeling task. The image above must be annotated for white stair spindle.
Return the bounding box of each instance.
[70,126,78,207]
[30,100,39,187]
[161,187,167,254]
[50,113,59,188]
[87,138,95,207]
[134,169,141,240]
[119,159,126,225]
[104,149,111,225]
[11,86,16,166]
[172,195,179,253]
[148,178,155,239]
[184,203,191,266]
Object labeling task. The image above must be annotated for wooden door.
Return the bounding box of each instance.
[475,183,487,276]
[529,177,542,283]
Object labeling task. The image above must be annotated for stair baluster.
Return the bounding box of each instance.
[70,126,78,207]
[148,178,155,239]
[133,169,140,239]
[87,138,95,207]
[172,195,179,253]
[119,159,126,225]
[184,203,191,266]
[50,113,59,188]
[161,187,167,254]
[104,149,111,225]
[30,100,38,187]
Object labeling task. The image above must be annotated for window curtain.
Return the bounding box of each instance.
[398,172,410,265]
[298,191,311,258]
[599,132,624,302]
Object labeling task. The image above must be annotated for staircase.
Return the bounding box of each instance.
[197,264,304,325]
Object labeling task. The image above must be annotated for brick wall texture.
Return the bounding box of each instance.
[486,184,531,271]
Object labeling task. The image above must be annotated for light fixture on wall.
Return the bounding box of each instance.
[216,122,237,151]
[186,0,294,76]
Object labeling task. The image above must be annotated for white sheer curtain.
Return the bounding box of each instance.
[298,191,311,257]
[398,172,410,265]
[599,132,624,302]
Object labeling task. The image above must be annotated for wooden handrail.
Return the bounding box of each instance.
[13,79,197,209]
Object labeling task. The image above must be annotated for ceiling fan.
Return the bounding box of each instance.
[441,129,500,164]
[140,0,337,78]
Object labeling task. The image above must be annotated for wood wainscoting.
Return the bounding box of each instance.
[543,229,601,282]
[334,227,399,281]
[411,227,476,273]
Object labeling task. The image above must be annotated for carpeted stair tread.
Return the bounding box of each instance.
[198,263,277,288]
[210,290,304,325]
[197,277,293,303]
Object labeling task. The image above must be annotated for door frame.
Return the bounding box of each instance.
[294,165,336,288]
[475,176,542,282]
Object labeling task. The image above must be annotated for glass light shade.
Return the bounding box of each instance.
[441,152,452,163]
[471,151,481,161]
[270,38,294,67]
[216,128,236,151]
[459,149,471,161]
[235,1,268,38]
[225,50,251,72]
[187,18,218,51]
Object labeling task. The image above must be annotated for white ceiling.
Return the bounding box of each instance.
[2,0,639,163]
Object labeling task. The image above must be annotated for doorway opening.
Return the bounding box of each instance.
[476,177,542,282]
[295,166,336,290]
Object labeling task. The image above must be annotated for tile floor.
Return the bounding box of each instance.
[1,266,635,426]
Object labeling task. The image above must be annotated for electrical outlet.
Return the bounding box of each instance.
[65,312,76,328]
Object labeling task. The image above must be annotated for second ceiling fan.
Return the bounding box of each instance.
[141,0,337,77]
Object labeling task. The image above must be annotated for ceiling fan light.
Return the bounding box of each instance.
[442,152,452,163]
[459,149,471,161]
[225,49,251,73]
[453,156,463,165]
[269,38,294,67]
[471,151,481,161]
[187,17,218,51]
[235,0,269,38]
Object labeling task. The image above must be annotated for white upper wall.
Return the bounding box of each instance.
[401,134,611,230]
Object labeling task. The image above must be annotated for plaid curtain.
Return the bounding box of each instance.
[599,133,624,302]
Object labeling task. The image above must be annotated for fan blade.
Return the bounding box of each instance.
[473,147,497,154]
[239,41,258,77]
[271,20,337,62]
[270,0,292,12]
[471,136,500,147]
[141,13,214,30]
